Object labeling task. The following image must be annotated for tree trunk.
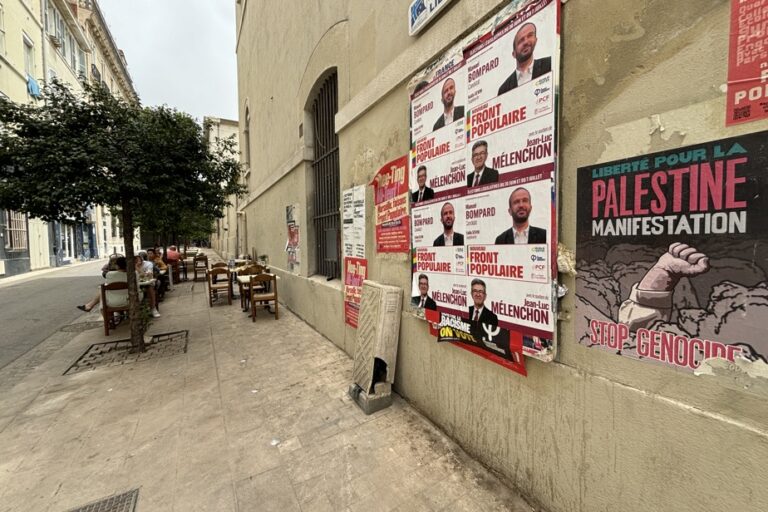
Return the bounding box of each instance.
[120,199,145,352]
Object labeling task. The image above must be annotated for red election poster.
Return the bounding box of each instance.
[344,257,368,328]
[372,155,411,253]
[726,0,768,125]
[409,0,560,370]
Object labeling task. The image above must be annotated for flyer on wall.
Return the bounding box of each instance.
[372,155,411,253]
[575,132,768,371]
[409,0,560,370]
[726,0,768,126]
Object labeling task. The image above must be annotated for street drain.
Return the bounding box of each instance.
[66,488,139,512]
[60,322,104,333]
[64,330,189,375]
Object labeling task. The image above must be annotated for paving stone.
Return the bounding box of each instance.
[235,467,301,512]
[0,252,535,512]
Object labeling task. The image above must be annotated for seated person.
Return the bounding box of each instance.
[78,257,160,318]
[147,248,169,297]
[78,257,129,312]
[135,255,161,317]
[165,245,181,264]
[101,253,124,278]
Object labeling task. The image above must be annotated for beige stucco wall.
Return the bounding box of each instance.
[0,0,43,102]
[206,118,241,259]
[236,1,768,510]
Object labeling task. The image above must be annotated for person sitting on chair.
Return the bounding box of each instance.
[78,257,129,312]
[147,248,169,299]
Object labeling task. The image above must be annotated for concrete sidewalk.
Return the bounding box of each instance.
[0,258,535,511]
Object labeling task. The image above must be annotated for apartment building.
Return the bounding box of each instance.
[0,0,138,277]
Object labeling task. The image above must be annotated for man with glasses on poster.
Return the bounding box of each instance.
[467,140,499,188]
[468,278,498,327]
[411,165,435,203]
[411,274,438,310]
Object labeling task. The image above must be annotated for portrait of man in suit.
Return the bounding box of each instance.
[495,187,547,244]
[468,278,498,326]
[433,202,464,246]
[411,273,437,310]
[467,140,499,188]
[433,78,465,131]
[497,22,552,95]
[411,165,435,203]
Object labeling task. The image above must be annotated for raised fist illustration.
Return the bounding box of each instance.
[638,242,710,293]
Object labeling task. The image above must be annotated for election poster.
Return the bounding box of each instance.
[575,132,768,371]
[409,0,560,369]
[372,155,411,253]
[285,204,300,273]
[426,308,527,376]
[726,0,768,126]
[344,257,368,328]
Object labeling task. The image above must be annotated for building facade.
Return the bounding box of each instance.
[235,1,768,511]
[0,0,44,275]
[206,117,241,260]
[0,0,138,277]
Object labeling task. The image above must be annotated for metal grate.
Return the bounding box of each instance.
[4,210,28,251]
[66,488,139,512]
[64,330,189,375]
[311,72,340,279]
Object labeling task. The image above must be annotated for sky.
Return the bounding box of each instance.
[97,0,239,123]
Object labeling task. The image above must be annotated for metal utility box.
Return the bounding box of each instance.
[348,280,402,414]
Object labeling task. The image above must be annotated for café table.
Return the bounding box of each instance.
[236,273,280,312]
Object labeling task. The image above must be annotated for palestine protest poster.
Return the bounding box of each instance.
[575,132,768,371]
[726,0,768,126]
[409,0,560,370]
[372,155,411,253]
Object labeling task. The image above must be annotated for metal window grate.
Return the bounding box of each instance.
[66,488,139,512]
[311,73,340,279]
[5,210,27,251]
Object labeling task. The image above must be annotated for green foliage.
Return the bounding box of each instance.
[0,79,244,226]
[0,79,245,350]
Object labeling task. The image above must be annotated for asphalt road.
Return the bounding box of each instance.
[0,260,105,369]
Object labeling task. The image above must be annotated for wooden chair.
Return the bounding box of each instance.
[100,282,129,335]
[238,264,267,310]
[249,273,278,321]
[193,254,209,281]
[207,267,232,307]
[170,260,181,284]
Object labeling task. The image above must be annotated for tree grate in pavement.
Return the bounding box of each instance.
[66,488,139,512]
[60,322,105,333]
[64,330,189,375]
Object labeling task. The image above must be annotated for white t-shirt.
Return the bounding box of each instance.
[104,271,128,307]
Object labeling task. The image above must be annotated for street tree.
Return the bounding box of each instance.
[0,80,244,351]
[135,129,241,254]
